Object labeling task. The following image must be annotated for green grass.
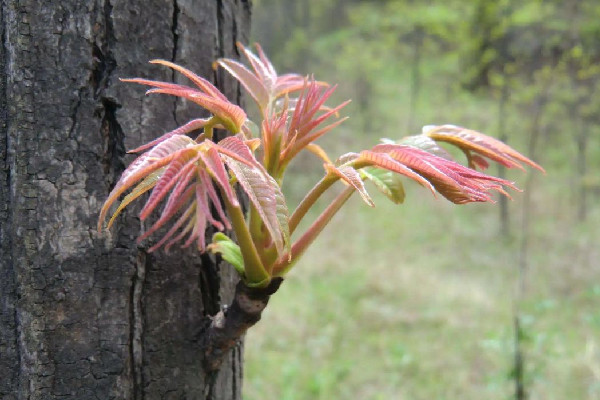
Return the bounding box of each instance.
[244,185,600,399]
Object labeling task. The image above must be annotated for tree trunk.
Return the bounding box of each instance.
[0,1,250,399]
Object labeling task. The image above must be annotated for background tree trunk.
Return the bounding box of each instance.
[0,1,250,399]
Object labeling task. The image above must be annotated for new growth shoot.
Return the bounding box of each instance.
[99,43,544,289]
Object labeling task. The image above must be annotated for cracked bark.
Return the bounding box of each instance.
[0,1,251,399]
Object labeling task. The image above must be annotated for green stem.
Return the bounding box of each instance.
[248,203,270,269]
[287,158,370,234]
[224,195,270,287]
[273,185,355,276]
[289,175,337,235]
[204,125,214,141]
[203,116,219,141]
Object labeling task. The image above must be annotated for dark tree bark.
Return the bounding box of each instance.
[0,1,251,399]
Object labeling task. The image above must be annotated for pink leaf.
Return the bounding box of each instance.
[324,164,374,207]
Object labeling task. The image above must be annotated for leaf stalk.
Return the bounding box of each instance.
[223,194,270,287]
[273,185,355,276]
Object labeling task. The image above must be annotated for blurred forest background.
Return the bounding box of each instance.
[243,1,600,399]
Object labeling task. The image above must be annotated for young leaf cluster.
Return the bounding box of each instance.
[99,43,543,288]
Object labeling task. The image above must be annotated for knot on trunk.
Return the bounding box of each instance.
[202,277,283,372]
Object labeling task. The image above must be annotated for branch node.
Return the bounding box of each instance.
[202,277,283,372]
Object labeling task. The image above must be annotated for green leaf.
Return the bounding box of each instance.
[360,167,405,204]
[208,233,245,275]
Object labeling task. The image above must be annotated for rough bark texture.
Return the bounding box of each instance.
[0,1,251,399]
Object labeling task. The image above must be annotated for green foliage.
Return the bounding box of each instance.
[360,167,405,205]
[208,232,244,274]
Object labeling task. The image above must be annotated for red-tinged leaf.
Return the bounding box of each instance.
[217,136,289,254]
[198,147,239,207]
[209,144,255,167]
[281,83,349,163]
[128,118,210,153]
[107,167,165,229]
[219,44,311,103]
[358,150,435,194]
[195,178,224,231]
[254,43,277,80]
[145,86,197,98]
[98,135,196,230]
[276,74,307,85]
[117,135,196,192]
[377,145,474,203]
[293,116,349,154]
[335,152,360,166]
[222,154,289,257]
[120,78,199,94]
[398,135,453,160]
[373,144,520,204]
[289,84,334,133]
[201,169,232,230]
[183,187,208,252]
[278,131,298,164]
[216,58,269,109]
[164,206,197,252]
[237,43,276,90]
[193,201,209,252]
[424,125,545,172]
[262,107,288,166]
[139,184,195,242]
[150,59,227,101]
[296,96,348,139]
[148,202,195,253]
[274,75,313,98]
[279,92,339,119]
[442,160,519,193]
[270,172,291,256]
[159,167,197,222]
[164,204,204,252]
[147,88,246,133]
[422,160,493,203]
[470,153,490,170]
[324,164,374,207]
[139,150,201,220]
[217,136,262,167]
